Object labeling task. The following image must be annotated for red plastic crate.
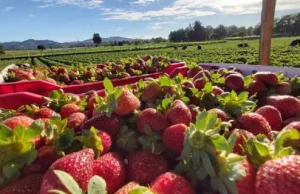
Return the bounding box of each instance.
[0,92,45,109]
[0,62,185,96]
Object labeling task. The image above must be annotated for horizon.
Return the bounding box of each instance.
[1,0,300,43]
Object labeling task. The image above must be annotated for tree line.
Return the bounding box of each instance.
[169,12,300,42]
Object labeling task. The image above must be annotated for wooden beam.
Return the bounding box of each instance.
[259,0,277,65]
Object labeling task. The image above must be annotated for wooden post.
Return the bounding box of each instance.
[259,0,277,65]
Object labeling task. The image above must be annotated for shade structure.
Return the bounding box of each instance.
[259,0,277,65]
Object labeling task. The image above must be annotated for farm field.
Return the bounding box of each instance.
[0,37,299,70]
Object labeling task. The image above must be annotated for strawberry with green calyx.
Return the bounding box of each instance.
[217,91,256,118]
[117,126,138,152]
[75,127,104,158]
[166,100,192,126]
[0,120,43,187]
[115,182,144,194]
[175,112,245,194]
[244,129,300,169]
[1,115,34,130]
[48,170,107,194]
[162,124,187,156]
[141,81,161,102]
[0,107,24,122]
[43,90,82,112]
[138,125,166,154]
[32,107,59,119]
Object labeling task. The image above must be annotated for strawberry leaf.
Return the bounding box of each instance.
[129,186,153,194]
[52,170,83,194]
[104,77,114,94]
[0,124,13,141]
[88,176,107,194]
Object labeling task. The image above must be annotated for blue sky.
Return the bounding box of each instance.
[0,0,300,42]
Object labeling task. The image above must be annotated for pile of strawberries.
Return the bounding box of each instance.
[4,56,168,85]
[1,64,300,194]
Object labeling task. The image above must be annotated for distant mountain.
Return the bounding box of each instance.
[0,36,139,50]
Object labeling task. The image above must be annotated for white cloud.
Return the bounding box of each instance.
[131,0,157,6]
[148,22,175,30]
[102,0,300,21]
[29,14,35,17]
[32,0,103,8]
[3,7,15,12]
[127,35,155,39]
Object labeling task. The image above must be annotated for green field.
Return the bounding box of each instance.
[1,37,299,70]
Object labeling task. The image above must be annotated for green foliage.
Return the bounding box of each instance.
[37,45,46,51]
[0,44,5,55]
[93,33,102,47]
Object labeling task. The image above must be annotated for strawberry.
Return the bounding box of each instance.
[283,117,300,126]
[142,82,161,102]
[182,81,195,89]
[225,73,244,91]
[231,129,255,155]
[255,105,283,131]
[208,108,233,122]
[40,149,94,194]
[238,113,272,138]
[248,80,268,96]
[67,112,88,131]
[70,80,83,85]
[0,174,43,194]
[15,71,35,81]
[275,82,292,95]
[2,115,34,129]
[93,152,126,194]
[282,121,300,132]
[80,113,121,137]
[212,86,224,95]
[97,130,112,154]
[32,108,58,119]
[255,155,300,194]
[187,67,202,78]
[137,108,169,134]
[120,72,131,78]
[236,160,256,194]
[193,78,207,90]
[166,100,192,126]
[115,182,140,194]
[22,146,58,176]
[254,72,278,86]
[60,103,81,119]
[266,95,300,119]
[150,172,195,194]
[57,67,67,74]
[114,89,141,116]
[193,70,211,81]
[46,77,57,84]
[162,124,187,156]
[127,151,169,185]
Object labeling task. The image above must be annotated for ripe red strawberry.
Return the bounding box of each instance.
[2,115,34,129]
[187,67,202,78]
[15,71,35,81]
[0,174,43,194]
[182,81,195,89]
[115,182,140,194]
[67,112,88,131]
[166,100,192,126]
[162,124,187,156]
[46,77,57,84]
[208,108,233,122]
[212,86,224,95]
[137,108,169,134]
[150,172,195,194]
[283,117,300,126]
[254,72,278,86]
[248,80,268,96]
[70,80,83,85]
[80,113,121,137]
[231,129,255,155]
[236,160,256,194]
[266,95,300,119]
[142,82,161,102]
[128,151,169,185]
[40,149,94,194]
[57,67,67,74]
[282,121,300,132]
[239,113,272,138]
[114,89,141,116]
[255,155,300,194]
[120,72,131,78]
[93,152,126,194]
[97,130,112,154]
[193,70,211,81]
[32,108,58,119]
[22,146,58,176]
[255,105,283,131]
[60,103,81,119]
[275,82,292,95]
[225,74,244,91]
[193,78,207,90]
